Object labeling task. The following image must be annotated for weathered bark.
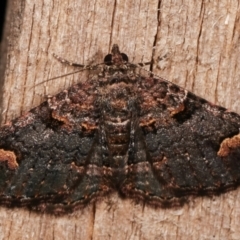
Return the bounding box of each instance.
[0,0,240,239]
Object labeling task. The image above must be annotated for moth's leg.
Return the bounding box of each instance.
[128,61,152,69]
[137,61,152,67]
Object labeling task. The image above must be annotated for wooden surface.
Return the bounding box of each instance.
[0,0,240,239]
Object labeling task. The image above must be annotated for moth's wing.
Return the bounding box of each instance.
[123,76,240,205]
[36,138,114,213]
[0,81,103,209]
[121,125,175,205]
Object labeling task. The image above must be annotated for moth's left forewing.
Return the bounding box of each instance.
[0,81,99,210]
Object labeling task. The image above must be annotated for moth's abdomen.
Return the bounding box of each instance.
[104,115,131,168]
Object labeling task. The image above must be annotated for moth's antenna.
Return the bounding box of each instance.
[32,70,84,89]
[30,52,106,89]
[30,51,152,90]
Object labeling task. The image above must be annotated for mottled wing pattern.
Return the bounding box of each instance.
[0,80,106,211]
[1,44,240,213]
[121,75,240,206]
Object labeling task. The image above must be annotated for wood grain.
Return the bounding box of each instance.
[0,0,240,239]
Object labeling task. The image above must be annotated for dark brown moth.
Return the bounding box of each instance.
[0,44,240,213]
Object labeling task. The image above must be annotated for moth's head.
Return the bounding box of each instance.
[104,44,129,66]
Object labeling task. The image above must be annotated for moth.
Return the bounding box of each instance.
[0,44,240,213]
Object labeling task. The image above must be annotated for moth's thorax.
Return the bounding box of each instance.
[98,67,137,88]
[103,64,135,75]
